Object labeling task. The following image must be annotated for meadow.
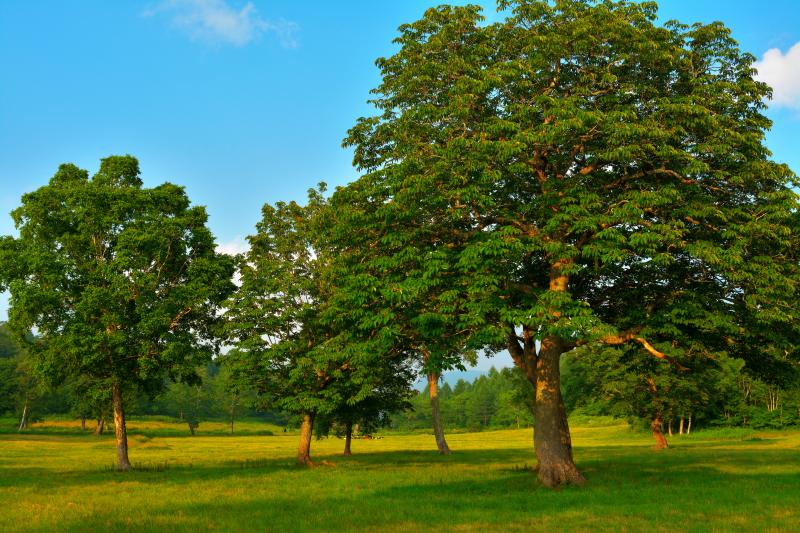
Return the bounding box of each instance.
[0,418,798,532]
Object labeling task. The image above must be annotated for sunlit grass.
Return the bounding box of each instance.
[0,417,798,532]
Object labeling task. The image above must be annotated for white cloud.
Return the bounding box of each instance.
[216,235,249,256]
[754,42,800,110]
[144,0,298,48]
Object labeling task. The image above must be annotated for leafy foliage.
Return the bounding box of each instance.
[0,156,235,462]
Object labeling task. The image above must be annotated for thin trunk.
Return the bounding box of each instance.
[428,372,451,455]
[18,400,29,431]
[533,337,585,487]
[679,416,684,435]
[297,412,315,465]
[188,422,195,436]
[343,421,353,456]
[687,415,692,435]
[95,416,105,435]
[668,419,673,437]
[229,396,237,435]
[81,413,87,432]
[652,415,669,449]
[112,381,131,471]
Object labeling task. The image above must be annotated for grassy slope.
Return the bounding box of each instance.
[0,418,798,532]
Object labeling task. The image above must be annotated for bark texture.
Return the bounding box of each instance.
[652,416,669,449]
[428,372,451,455]
[112,382,131,471]
[343,421,353,456]
[533,337,585,487]
[297,412,315,465]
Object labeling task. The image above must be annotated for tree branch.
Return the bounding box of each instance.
[596,330,688,371]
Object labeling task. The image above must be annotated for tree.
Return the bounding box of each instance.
[225,187,391,464]
[158,366,215,435]
[0,156,235,470]
[0,324,23,416]
[337,0,799,486]
[323,356,415,456]
[66,376,113,432]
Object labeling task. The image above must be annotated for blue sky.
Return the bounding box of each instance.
[1,1,799,370]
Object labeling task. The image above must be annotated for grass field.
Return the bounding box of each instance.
[0,417,798,532]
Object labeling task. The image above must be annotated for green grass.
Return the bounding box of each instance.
[0,417,798,532]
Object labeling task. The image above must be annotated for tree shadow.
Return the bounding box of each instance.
[42,461,800,532]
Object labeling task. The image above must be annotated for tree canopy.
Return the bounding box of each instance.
[0,156,235,469]
[334,0,800,486]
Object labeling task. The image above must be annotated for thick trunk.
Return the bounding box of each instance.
[188,422,196,436]
[112,382,131,471]
[18,400,29,431]
[95,416,105,435]
[533,337,585,487]
[297,412,315,465]
[652,416,669,449]
[343,421,353,456]
[428,372,451,455]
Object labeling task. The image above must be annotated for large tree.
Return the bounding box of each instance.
[0,156,235,470]
[337,0,799,487]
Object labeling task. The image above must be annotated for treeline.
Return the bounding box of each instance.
[561,348,800,434]
[0,323,288,433]
[396,368,534,431]
[395,355,800,433]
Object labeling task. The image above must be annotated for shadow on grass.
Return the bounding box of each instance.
[3,438,800,496]
[44,461,800,533]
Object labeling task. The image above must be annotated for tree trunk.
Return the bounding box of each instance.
[687,415,692,435]
[18,400,29,431]
[652,415,669,449]
[188,422,195,436]
[112,381,131,471]
[297,412,315,465]
[343,421,353,456]
[679,416,684,435]
[533,337,585,487]
[95,416,105,435]
[229,396,237,435]
[81,413,87,431]
[428,372,451,455]
[668,419,673,436]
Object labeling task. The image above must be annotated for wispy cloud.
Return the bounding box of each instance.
[754,42,800,110]
[216,235,249,256]
[144,0,298,48]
